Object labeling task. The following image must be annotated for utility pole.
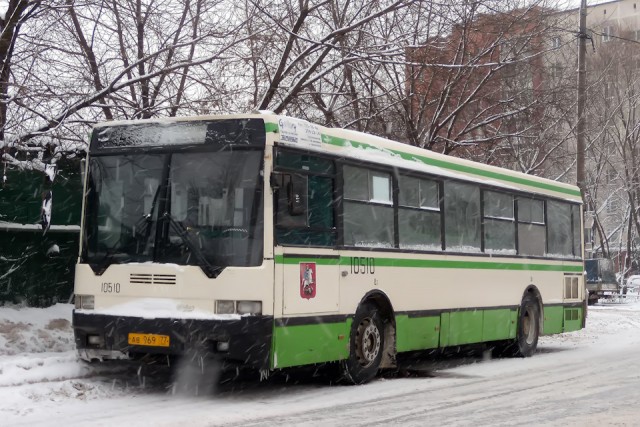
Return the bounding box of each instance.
[577,0,587,200]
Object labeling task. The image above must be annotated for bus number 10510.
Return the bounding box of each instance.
[101,282,120,293]
[350,257,375,275]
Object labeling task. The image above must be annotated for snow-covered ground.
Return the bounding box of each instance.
[2,300,640,426]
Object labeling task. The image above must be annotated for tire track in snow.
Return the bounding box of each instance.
[0,351,139,388]
[227,314,640,427]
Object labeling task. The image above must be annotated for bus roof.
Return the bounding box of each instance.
[92,112,582,203]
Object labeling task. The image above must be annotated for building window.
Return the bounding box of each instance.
[604,81,613,99]
[552,36,561,49]
[606,197,621,214]
[551,62,562,80]
[584,227,593,246]
[602,26,613,42]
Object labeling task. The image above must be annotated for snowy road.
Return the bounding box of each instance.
[2,303,640,426]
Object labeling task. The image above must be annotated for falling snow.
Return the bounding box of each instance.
[1,300,640,425]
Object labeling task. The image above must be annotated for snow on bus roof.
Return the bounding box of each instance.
[91,113,268,128]
[284,123,582,202]
[332,127,580,198]
[90,113,581,202]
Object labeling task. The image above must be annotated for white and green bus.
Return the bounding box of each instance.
[73,113,585,384]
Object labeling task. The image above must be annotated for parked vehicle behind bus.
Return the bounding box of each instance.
[585,258,619,304]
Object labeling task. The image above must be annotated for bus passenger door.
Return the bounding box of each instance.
[272,168,340,315]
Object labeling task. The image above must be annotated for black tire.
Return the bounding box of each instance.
[509,294,540,357]
[342,302,384,385]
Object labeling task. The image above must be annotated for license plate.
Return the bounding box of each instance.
[128,333,170,347]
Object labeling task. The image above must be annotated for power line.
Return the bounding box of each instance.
[551,25,640,46]
[591,30,640,45]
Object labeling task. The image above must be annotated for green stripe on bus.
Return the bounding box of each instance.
[274,255,340,265]
[275,255,583,272]
[321,134,581,198]
[344,258,583,272]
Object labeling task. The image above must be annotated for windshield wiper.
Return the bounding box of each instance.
[161,212,223,278]
[134,184,164,250]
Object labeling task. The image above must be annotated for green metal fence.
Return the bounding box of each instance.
[0,159,82,307]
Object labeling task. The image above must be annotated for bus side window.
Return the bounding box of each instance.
[517,198,545,256]
[273,150,336,247]
[343,165,394,248]
[443,181,481,252]
[547,200,573,258]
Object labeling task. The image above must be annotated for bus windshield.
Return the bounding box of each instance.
[82,149,264,277]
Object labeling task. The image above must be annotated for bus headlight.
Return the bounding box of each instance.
[237,301,262,315]
[75,295,95,310]
[215,300,262,315]
[216,300,235,314]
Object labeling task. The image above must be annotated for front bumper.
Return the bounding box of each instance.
[586,284,619,297]
[73,311,273,370]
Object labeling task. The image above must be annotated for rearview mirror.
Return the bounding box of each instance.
[41,190,52,234]
[287,174,307,216]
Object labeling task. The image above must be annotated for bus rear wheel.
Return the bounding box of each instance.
[342,302,384,385]
[503,294,540,357]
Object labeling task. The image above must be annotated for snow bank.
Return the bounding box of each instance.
[0,303,134,423]
[0,303,74,355]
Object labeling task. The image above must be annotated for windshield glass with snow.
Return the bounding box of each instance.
[81,119,265,277]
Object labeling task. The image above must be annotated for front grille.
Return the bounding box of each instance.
[130,273,177,285]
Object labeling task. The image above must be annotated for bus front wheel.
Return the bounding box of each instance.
[342,302,384,384]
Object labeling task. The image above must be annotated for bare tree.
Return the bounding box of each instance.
[402,1,578,172]
[0,0,582,182]
[1,0,252,172]
[235,0,412,116]
[582,27,640,271]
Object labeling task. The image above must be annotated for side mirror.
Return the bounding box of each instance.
[80,158,87,188]
[287,174,306,216]
[46,243,60,258]
[269,172,280,190]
